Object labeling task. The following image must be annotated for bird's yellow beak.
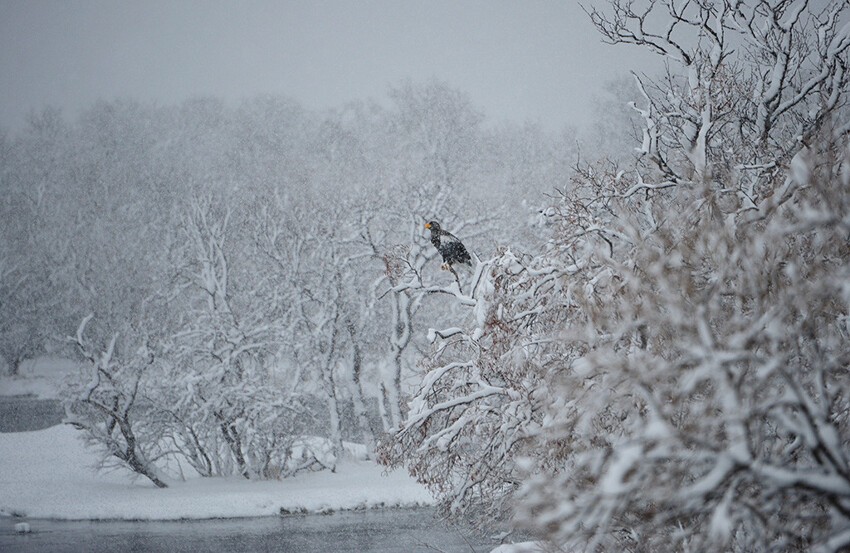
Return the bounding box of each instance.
[424,222,431,229]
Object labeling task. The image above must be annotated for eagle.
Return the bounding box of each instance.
[425,221,472,270]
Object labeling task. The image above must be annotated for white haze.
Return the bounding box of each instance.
[0,0,657,132]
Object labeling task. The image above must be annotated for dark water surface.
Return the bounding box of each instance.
[0,396,63,432]
[1,508,492,552]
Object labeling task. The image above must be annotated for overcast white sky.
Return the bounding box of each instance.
[0,0,658,132]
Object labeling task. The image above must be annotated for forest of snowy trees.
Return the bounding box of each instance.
[2,0,850,552]
[0,80,575,483]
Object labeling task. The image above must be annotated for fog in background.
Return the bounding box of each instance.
[0,0,657,132]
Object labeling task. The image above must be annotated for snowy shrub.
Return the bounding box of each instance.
[517,138,850,551]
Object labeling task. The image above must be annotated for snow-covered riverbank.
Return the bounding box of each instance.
[0,358,432,519]
[0,361,546,553]
[0,424,433,520]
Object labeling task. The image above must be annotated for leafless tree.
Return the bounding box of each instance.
[63,315,168,488]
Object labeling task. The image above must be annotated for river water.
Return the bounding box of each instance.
[1,508,493,552]
[0,396,63,432]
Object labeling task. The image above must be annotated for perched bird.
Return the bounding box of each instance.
[425,221,472,270]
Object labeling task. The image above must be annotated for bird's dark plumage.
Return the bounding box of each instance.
[425,221,471,269]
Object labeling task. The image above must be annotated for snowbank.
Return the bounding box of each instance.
[0,425,434,520]
[0,357,76,399]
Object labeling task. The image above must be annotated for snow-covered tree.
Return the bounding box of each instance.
[160,196,314,479]
[252,169,443,461]
[583,0,850,201]
[0,109,76,373]
[360,80,504,429]
[384,1,850,550]
[63,315,168,488]
[62,193,324,483]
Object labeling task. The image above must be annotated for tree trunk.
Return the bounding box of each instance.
[386,291,411,429]
[117,417,168,488]
[219,419,250,479]
[347,323,375,456]
[322,322,343,466]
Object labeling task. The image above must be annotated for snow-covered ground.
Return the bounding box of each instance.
[0,357,432,520]
[0,356,73,399]
[0,424,434,520]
